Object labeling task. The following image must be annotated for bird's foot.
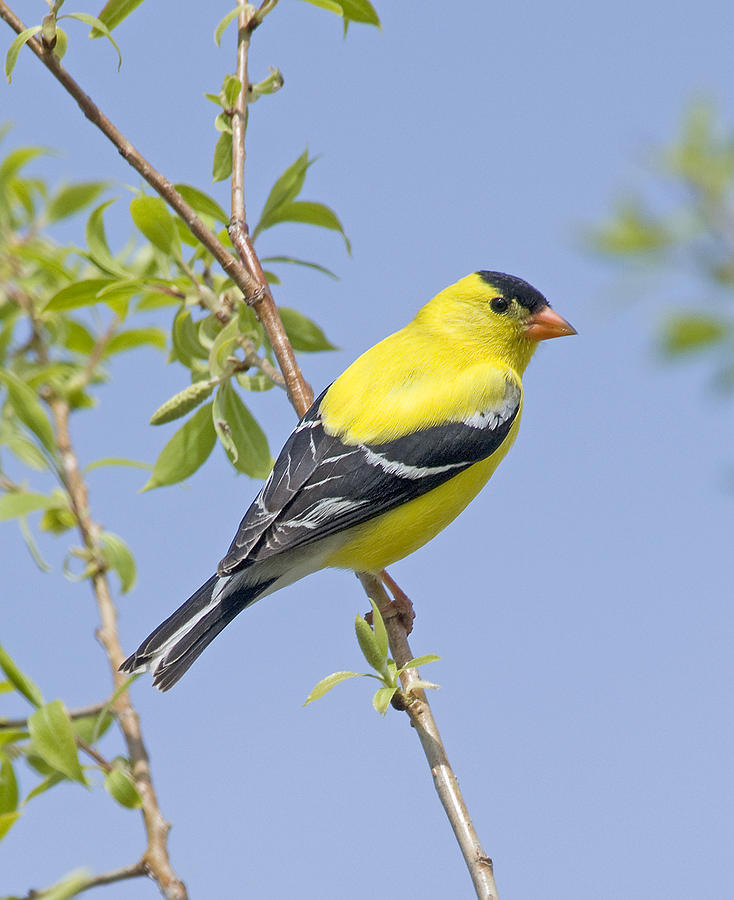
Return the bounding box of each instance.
[364,570,416,635]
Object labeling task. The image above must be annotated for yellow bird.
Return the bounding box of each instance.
[122,271,575,690]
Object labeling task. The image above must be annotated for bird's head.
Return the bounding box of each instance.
[415,270,576,375]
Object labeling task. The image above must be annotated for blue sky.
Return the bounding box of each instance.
[2,1,734,897]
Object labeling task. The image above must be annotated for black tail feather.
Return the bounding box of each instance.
[120,573,275,691]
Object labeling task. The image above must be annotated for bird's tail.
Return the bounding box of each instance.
[120,572,275,691]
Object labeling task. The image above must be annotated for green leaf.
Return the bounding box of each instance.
[261,255,338,280]
[213,382,272,478]
[100,532,136,593]
[129,195,181,258]
[0,492,54,522]
[355,614,388,676]
[150,380,215,425]
[173,183,228,224]
[0,727,28,746]
[143,401,217,491]
[104,766,142,808]
[85,199,128,277]
[372,686,396,715]
[297,0,380,28]
[214,5,245,46]
[222,74,242,108]
[46,182,107,222]
[304,670,362,705]
[62,319,96,355]
[212,131,233,182]
[254,150,311,238]
[70,713,113,745]
[0,810,20,840]
[5,26,42,84]
[236,371,275,392]
[0,146,48,183]
[171,307,208,365]
[28,700,85,784]
[103,327,167,356]
[0,370,55,454]
[59,13,122,69]
[0,756,18,814]
[368,599,389,664]
[44,278,114,312]
[398,654,441,672]
[93,0,146,33]
[0,647,43,707]
[208,317,240,378]
[84,457,151,473]
[277,306,337,352]
[660,314,730,357]
[33,869,91,900]
[24,772,64,802]
[260,200,350,251]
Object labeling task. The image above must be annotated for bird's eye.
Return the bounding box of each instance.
[490,297,509,314]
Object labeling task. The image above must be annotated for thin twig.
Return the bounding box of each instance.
[49,397,187,900]
[21,860,147,899]
[76,736,113,773]
[236,337,286,388]
[0,701,107,730]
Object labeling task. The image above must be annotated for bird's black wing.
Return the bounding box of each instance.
[217,380,521,575]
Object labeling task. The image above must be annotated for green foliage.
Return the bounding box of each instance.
[28,701,86,784]
[94,0,147,34]
[305,601,440,715]
[298,0,380,33]
[588,103,734,392]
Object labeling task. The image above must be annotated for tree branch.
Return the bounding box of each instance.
[0,701,107,730]
[20,860,147,899]
[49,396,188,900]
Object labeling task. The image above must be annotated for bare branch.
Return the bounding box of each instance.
[0,701,107,730]
[19,861,147,899]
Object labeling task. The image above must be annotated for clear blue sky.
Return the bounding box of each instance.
[2,1,734,897]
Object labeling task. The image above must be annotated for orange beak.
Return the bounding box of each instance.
[525,306,577,341]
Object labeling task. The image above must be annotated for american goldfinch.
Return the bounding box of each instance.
[122,271,575,690]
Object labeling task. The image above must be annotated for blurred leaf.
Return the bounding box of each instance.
[208,317,240,378]
[172,307,208,365]
[104,765,142,808]
[261,254,338,280]
[0,728,27,746]
[28,701,85,784]
[372,686,396,715]
[213,382,272,478]
[46,182,107,222]
[297,0,379,29]
[368,599,388,663]
[85,200,128,277]
[100,531,136,593]
[4,27,42,84]
[93,0,146,33]
[0,370,55,453]
[587,200,671,256]
[104,327,167,356]
[62,319,96,355]
[143,401,217,490]
[260,200,350,252]
[84,457,151,473]
[0,756,18,814]
[278,306,337,352]
[173,183,228,224]
[150,380,215,425]
[0,810,20,840]
[24,771,65,802]
[129,195,181,258]
[0,647,43,707]
[660,313,730,357]
[39,506,76,534]
[0,492,54,522]
[59,13,122,69]
[34,869,91,900]
[44,278,115,312]
[254,150,311,238]
[304,671,362,705]
[212,131,233,182]
[236,371,275,392]
[70,712,113,746]
[19,516,52,572]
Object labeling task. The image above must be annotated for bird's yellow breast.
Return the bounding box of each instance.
[324,412,522,573]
